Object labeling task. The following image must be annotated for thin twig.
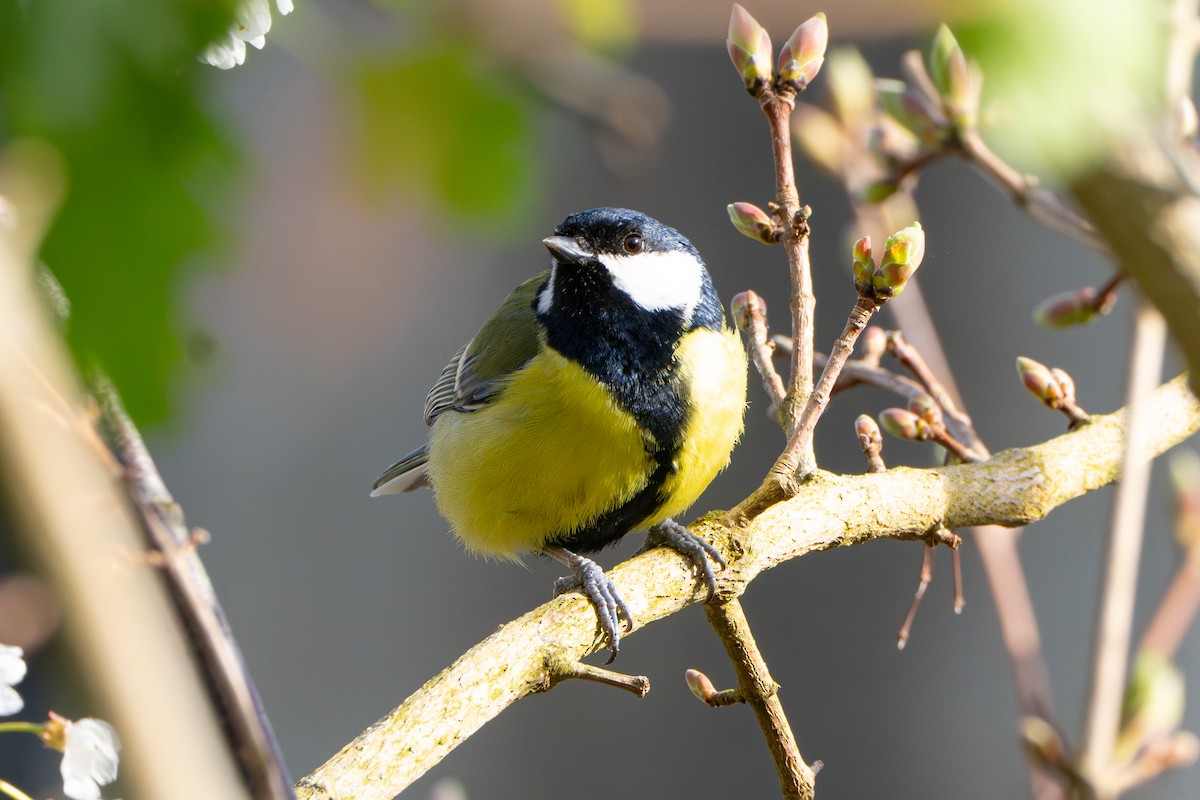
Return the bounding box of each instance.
[741,291,788,423]
[897,546,934,650]
[760,94,816,465]
[732,296,880,519]
[704,599,816,800]
[1079,301,1169,796]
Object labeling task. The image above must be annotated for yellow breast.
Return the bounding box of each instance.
[426,328,747,560]
[427,347,652,559]
[646,327,747,526]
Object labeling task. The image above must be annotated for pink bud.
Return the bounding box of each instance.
[776,13,828,92]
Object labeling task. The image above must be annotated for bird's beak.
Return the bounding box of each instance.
[542,236,590,266]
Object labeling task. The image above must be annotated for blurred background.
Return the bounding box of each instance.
[0,0,1196,798]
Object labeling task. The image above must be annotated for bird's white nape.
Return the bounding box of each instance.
[599,250,704,316]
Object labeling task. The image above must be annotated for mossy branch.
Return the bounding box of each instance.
[296,374,1200,800]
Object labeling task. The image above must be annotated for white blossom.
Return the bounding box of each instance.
[0,643,26,716]
[60,718,121,800]
[201,32,247,70]
[233,0,272,50]
[200,0,293,69]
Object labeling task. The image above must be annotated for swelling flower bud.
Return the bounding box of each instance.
[776,13,828,92]
[851,235,873,293]
[879,408,929,441]
[685,668,717,703]
[908,394,943,427]
[1032,287,1110,327]
[855,414,882,449]
[728,4,773,97]
[1016,356,1063,405]
[728,201,778,244]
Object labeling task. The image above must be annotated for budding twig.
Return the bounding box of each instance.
[732,290,788,425]
[704,598,816,799]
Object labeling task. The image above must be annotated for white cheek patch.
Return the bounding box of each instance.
[537,268,556,315]
[600,250,704,316]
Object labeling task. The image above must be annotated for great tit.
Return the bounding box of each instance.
[372,208,747,658]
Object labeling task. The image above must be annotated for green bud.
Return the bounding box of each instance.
[927,24,978,130]
[878,408,928,441]
[1016,356,1063,406]
[1032,286,1111,328]
[928,25,962,101]
[851,234,874,292]
[908,394,943,427]
[728,4,773,97]
[727,201,777,244]
[776,13,827,92]
[1117,652,1186,766]
[875,79,945,143]
[856,178,900,205]
[873,222,924,298]
[855,414,882,448]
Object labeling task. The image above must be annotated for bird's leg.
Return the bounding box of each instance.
[640,518,726,602]
[544,546,633,664]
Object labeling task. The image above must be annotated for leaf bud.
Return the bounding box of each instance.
[727,201,777,244]
[855,414,882,449]
[1016,356,1063,406]
[873,222,924,298]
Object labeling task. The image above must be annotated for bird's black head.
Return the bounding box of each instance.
[537,208,723,331]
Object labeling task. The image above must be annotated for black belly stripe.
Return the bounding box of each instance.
[539,298,690,552]
[536,251,728,553]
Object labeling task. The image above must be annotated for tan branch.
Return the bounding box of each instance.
[704,599,816,799]
[296,374,1200,800]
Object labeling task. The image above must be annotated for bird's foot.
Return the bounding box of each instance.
[545,547,633,664]
[641,519,726,603]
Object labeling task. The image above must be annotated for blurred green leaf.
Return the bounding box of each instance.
[557,0,637,55]
[355,43,539,222]
[1,0,240,424]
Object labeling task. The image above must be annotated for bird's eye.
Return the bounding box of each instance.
[623,234,643,254]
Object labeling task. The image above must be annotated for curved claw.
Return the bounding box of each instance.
[546,547,633,663]
[645,519,727,603]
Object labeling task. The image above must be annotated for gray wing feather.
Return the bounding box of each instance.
[370,445,430,495]
[423,343,468,425]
